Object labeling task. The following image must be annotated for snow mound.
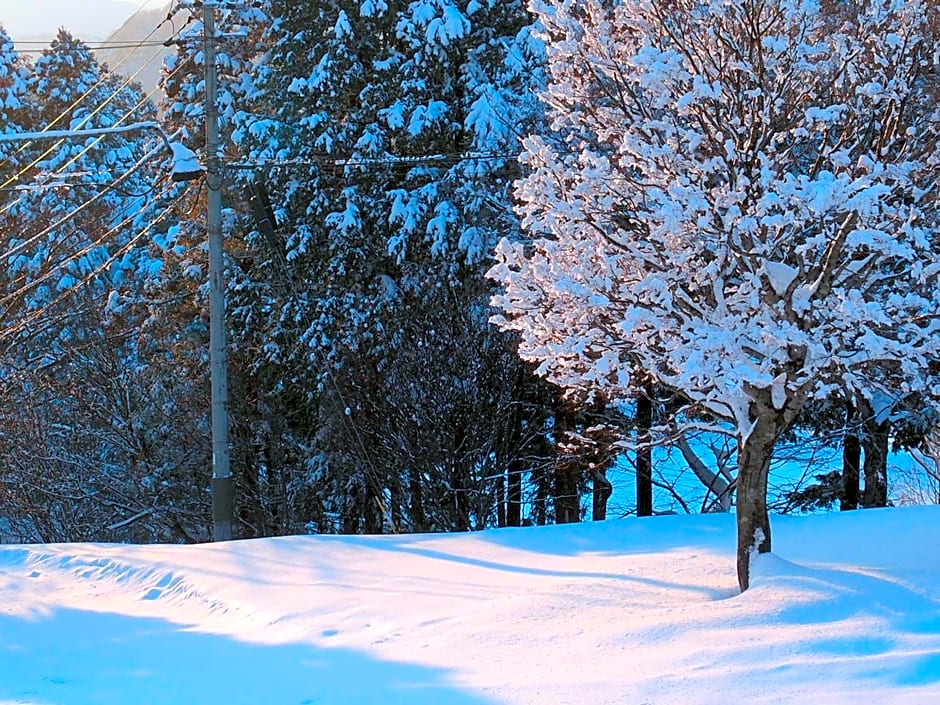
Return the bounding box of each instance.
[0,508,937,704]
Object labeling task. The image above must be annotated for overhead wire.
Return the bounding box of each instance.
[0,179,190,345]
[0,9,196,337]
[0,177,173,317]
[0,130,183,270]
[0,58,178,211]
[0,57,189,223]
[0,10,184,201]
[6,56,189,202]
[0,179,174,317]
[227,152,521,171]
[15,41,174,50]
[0,1,174,178]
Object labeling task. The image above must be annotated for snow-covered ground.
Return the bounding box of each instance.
[0,507,937,704]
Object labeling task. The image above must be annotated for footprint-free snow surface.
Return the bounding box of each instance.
[1,508,937,704]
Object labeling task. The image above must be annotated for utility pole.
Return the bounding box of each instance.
[204,1,234,541]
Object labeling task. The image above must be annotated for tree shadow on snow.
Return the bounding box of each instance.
[469,513,734,558]
[363,538,735,601]
[0,607,494,705]
[750,554,940,690]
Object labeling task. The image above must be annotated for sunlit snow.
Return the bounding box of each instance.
[0,508,937,704]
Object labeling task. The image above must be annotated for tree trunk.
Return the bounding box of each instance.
[677,433,732,512]
[363,491,383,534]
[390,480,403,532]
[636,385,653,517]
[507,456,523,527]
[735,414,779,592]
[592,469,612,520]
[533,463,549,526]
[553,402,581,523]
[842,404,860,511]
[505,404,523,528]
[496,470,507,528]
[408,468,426,532]
[861,416,889,508]
[554,460,580,523]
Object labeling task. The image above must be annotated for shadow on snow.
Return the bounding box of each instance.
[0,607,494,705]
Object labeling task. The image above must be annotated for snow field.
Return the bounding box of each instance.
[0,507,937,704]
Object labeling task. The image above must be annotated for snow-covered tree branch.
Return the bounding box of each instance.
[490,0,940,590]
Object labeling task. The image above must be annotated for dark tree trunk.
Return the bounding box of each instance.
[363,492,383,534]
[504,403,523,528]
[861,415,889,508]
[842,404,860,511]
[451,424,472,531]
[408,468,426,532]
[269,413,290,535]
[636,384,653,517]
[735,415,778,592]
[453,473,472,531]
[507,456,523,527]
[554,403,581,523]
[554,460,580,523]
[390,481,403,532]
[592,469,612,520]
[496,470,507,528]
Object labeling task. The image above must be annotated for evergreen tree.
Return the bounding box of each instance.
[217,0,571,533]
[0,25,29,186]
[144,0,620,536]
[6,30,158,311]
[0,29,203,543]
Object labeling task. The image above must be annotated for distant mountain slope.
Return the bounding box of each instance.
[97,2,180,105]
[0,0,137,43]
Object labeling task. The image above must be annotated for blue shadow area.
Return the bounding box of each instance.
[752,556,940,689]
[360,535,736,601]
[468,513,734,558]
[0,608,494,705]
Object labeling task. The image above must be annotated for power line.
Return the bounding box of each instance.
[0,59,189,221]
[0,50,177,200]
[0,180,189,345]
[0,180,158,197]
[0,177,173,315]
[228,152,520,171]
[0,140,170,267]
[0,8,176,178]
[15,41,172,49]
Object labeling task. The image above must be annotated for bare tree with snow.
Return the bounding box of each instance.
[490,0,940,590]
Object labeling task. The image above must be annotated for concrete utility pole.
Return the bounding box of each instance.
[204,1,234,541]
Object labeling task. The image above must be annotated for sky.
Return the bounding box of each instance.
[0,0,164,42]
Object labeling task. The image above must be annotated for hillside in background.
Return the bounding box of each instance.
[97,2,178,103]
[1,507,937,704]
[0,0,138,44]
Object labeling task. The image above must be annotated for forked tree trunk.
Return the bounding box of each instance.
[554,402,581,523]
[736,383,808,592]
[735,389,793,591]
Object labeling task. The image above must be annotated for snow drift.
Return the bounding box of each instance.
[0,507,937,704]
